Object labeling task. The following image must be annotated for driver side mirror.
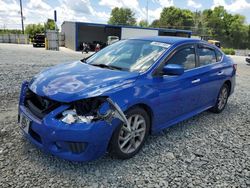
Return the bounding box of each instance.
[162,64,184,76]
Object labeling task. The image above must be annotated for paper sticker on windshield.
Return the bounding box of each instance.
[150,42,170,48]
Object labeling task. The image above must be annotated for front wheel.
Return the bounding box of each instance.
[109,107,150,159]
[210,84,229,113]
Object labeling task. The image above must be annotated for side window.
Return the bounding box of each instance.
[215,49,223,62]
[167,46,196,70]
[198,47,217,66]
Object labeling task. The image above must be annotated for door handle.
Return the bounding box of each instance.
[217,71,224,75]
[191,79,200,84]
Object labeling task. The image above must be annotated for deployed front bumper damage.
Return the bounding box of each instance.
[99,98,129,126]
[18,81,128,161]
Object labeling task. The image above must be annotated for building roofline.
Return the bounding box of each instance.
[61,21,192,34]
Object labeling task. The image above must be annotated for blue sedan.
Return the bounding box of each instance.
[18,37,236,161]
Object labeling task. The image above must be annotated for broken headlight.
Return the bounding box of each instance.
[60,109,94,124]
[60,97,128,125]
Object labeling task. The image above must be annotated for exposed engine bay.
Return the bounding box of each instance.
[60,97,129,125]
[24,88,128,126]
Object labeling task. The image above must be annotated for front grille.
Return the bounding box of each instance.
[24,89,60,119]
[68,142,86,154]
[55,141,86,154]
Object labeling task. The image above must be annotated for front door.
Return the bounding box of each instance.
[152,44,203,128]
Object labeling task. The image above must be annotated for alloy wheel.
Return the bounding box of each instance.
[218,87,228,110]
[118,114,146,154]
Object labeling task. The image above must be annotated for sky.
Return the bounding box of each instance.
[0,0,250,29]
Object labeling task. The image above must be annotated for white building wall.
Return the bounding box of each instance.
[121,27,158,39]
[61,21,76,50]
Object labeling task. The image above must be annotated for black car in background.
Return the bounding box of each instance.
[246,53,250,64]
[33,34,45,47]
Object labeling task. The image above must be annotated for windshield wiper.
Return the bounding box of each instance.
[80,58,87,63]
[92,64,123,70]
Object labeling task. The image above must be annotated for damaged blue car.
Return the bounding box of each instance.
[18,37,236,161]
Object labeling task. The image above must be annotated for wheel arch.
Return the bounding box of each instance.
[126,103,154,134]
[224,80,232,95]
[107,102,154,154]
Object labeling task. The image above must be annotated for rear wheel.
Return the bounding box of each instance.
[109,107,150,159]
[210,84,229,113]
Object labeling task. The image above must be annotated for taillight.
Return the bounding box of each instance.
[233,64,237,71]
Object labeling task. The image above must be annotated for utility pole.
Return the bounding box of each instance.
[19,0,24,34]
[146,0,148,25]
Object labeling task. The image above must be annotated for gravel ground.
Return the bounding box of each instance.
[0,44,249,188]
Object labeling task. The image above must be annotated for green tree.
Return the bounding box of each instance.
[108,7,136,26]
[202,6,248,48]
[25,23,44,38]
[150,19,160,28]
[196,21,205,35]
[159,6,194,29]
[0,29,22,34]
[138,20,148,27]
[202,7,229,39]
[181,9,195,28]
[228,14,248,48]
[45,19,56,30]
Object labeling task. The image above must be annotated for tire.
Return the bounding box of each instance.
[109,107,150,159]
[209,84,229,113]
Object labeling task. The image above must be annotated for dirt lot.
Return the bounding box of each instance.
[0,44,249,187]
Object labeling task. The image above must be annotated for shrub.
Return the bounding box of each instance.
[222,48,235,55]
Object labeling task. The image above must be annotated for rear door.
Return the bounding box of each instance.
[195,44,225,108]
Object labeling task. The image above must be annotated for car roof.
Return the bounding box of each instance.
[131,36,200,45]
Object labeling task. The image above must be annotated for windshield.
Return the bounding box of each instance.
[86,39,170,72]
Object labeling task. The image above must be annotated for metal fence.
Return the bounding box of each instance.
[0,34,29,44]
[235,49,250,56]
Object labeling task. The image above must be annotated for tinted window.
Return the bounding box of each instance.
[198,47,216,66]
[215,49,223,62]
[167,46,196,70]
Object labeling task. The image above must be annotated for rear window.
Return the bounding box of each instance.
[198,47,216,66]
[35,35,44,39]
[215,49,223,62]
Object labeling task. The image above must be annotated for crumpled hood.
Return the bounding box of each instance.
[29,61,139,102]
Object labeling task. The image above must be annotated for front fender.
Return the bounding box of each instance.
[106,84,153,109]
[105,80,156,121]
